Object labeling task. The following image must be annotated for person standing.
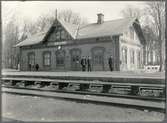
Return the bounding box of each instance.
[87,56,92,72]
[35,64,39,71]
[108,56,113,71]
[81,56,86,71]
[17,63,20,71]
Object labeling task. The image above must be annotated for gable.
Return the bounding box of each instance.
[46,20,73,42]
[121,19,145,46]
[123,26,141,44]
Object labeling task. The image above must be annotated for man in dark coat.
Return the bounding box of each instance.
[87,56,92,72]
[35,64,39,71]
[80,56,87,71]
[108,56,113,71]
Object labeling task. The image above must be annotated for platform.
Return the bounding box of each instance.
[2,69,165,84]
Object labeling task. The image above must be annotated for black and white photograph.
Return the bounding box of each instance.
[1,1,166,122]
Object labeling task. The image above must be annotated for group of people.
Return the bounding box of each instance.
[80,56,92,71]
[27,56,113,72]
[80,56,113,72]
[28,64,39,71]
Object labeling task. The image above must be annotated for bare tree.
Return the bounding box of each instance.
[35,9,88,33]
[35,14,55,32]
[58,9,88,25]
[146,1,165,71]
[3,20,19,68]
[121,5,143,19]
[142,25,159,65]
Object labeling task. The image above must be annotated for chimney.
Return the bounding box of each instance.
[97,13,104,24]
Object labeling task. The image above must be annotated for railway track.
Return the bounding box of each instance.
[2,86,165,113]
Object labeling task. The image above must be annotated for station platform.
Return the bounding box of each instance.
[2,69,165,84]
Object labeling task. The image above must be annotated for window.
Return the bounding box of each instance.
[55,30,60,40]
[130,49,135,64]
[56,50,65,66]
[60,30,66,40]
[137,51,141,68]
[43,51,51,66]
[28,52,35,66]
[122,47,127,64]
[92,47,105,65]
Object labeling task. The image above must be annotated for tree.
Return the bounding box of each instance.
[35,9,88,33]
[146,1,165,71]
[142,25,159,65]
[121,5,143,19]
[58,9,88,25]
[3,20,19,68]
[35,14,55,32]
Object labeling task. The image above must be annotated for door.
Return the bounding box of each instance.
[92,47,105,71]
[70,48,81,71]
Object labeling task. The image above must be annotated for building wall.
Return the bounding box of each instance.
[119,27,143,71]
[20,39,119,71]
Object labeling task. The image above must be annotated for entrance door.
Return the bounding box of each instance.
[92,47,105,71]
[70,48,81,71]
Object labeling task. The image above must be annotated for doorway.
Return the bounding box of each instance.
[70,48,81,71]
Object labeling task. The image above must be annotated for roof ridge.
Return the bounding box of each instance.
[79,17,136,29]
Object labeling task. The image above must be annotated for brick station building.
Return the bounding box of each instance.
[16,13,145,71]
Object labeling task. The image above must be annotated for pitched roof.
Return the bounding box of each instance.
[16,17,138,47]
[77,17,136,39]
[15,31,47,47]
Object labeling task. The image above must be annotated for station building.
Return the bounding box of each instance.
[16,13,145,71]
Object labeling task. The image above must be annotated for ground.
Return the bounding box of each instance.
[2,93,165,122]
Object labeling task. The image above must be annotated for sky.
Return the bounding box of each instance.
[2,1,147,25]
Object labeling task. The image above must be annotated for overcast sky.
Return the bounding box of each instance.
[2,1,147,25]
